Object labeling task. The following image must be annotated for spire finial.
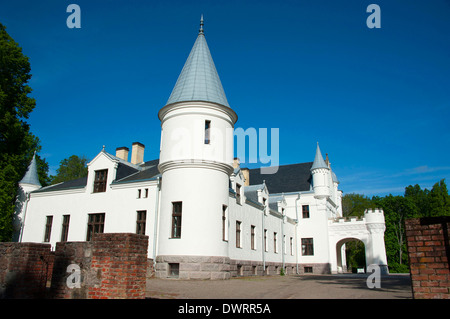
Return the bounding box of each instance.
[199,14,204,34]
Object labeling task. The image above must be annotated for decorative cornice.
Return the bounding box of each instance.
[158,100,238,125]
[366,223,386,233]
[158,159,234,175]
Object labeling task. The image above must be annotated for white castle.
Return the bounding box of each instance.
[14,18,388,279]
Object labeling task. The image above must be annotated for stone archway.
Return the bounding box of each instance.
[336,237,367,273]
[328,219,371,274]
[328,210,389,274]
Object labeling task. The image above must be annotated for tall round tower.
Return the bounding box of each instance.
[156,17,237,279]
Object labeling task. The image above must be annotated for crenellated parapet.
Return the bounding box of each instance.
[364,208,386,234]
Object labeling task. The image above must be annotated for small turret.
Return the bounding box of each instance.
[311,143,330,199]
[19,152,41,188]
[364,208,386,226]
[364,208,389,274]
[14,152,42,241]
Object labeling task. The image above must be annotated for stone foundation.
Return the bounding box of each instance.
[155,255,307,280]
[230,260,298,277]
[298,263,332,274]
[156,255,231,280]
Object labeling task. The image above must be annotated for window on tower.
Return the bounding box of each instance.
[171,202,182,238]
[205,120,211,144]
[222,205,228,241]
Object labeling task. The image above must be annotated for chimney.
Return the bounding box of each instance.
[116,147,129,161]
[131,142,145,165]
[242,168,250,186]
[233,157,240,169]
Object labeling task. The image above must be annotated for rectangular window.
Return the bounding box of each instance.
[274,232,278,253]
[171,202,182,238]
[86,213,105,241]
[93,169,108,193]
[304,266,313,273]
[251,225,256,250]
[236,221,242,248]
[290,237,293,255]
[222,205,228,241]
[136,210,147,235]
[144,188,148,198]
[236,184,241,204]
[302,238,314,256]
[137,189,141,198]
[60,215,70,242]
[205,120,211,144]
[302,205,310,218]
[264,229,268,252]
[44,216,53,242]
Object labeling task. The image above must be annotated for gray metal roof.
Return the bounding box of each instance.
[311,143,328,170]
[20,153,41,186]
[165,18,229,107]
[268,195,284,211]
[248,162,313,194]
[244,183,265,203]
[332,171,339,183]
[33,157,160,193]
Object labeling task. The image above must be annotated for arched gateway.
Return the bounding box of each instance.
[328,209,389,274]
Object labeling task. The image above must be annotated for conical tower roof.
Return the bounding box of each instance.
[311,143,328,170]
[20,152,41,186]
[165,16,230,108]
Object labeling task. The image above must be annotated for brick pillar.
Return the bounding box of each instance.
[0,243,51,298]
[88,233,149,299]
[406,217,450,299]
[49,241,95,299]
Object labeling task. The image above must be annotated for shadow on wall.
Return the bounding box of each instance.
[0,243,52,299]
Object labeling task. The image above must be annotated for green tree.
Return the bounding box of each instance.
[0,23,49,241]
[373,195,417,272]
[342,193,374,218]
[428,179,450,217]
[405,184,430,217]
[50,155,88,184]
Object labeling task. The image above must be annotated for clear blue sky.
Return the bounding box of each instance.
[1,0,449,197]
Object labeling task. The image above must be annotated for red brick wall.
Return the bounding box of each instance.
[49,241,94,299]
[1,233,148,299]
[88,233,148,299]
[0,242,52,298]
[405,217,450,299]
